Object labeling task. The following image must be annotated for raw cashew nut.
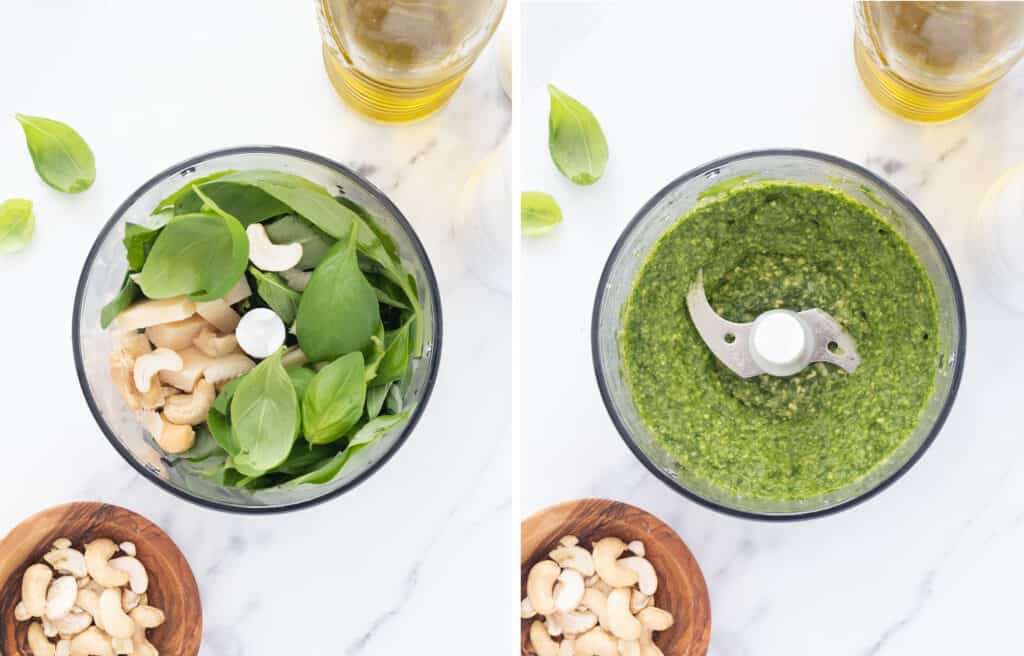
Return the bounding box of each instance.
[122,589,141,612]
[163,378,215,426]
[133,348,183,393]
[573,627,619,656]
[203,353,256,386]
[145,315,208,350]
[639,633,664,656]
[195,299,241,333]
[521,597,536,619]
[98,588,133,639]
[281,347,309,368]
[627,541,645,557]
[528,620,559,656]
[545,614,562,637]
[53,610,92,637]
[619,640,641,656]
[84,540,129,588]
[526,560,561,616]
[247,223,303,271]
[42,616,58,637]
[558,638,574,656]
[108,557,148,594]
[22,563,53,617]
[637,607,674,632]
[53,538,72,549]
[140,411,196,453]
[553,569,585,612]
[44,548,88,578]
[619,557,658,596]
[592,538,638,588]
[74,589,100,627]
[555,610,597,636]
[549,545,595,577]
[581,588,610,631]
[115,296,195,332]
[111,637,133,655]
[45,576,78,620]
[118,542,137,557]
[69,626,114,656]
[56,640,71,656]
[559,535,579,548]
[193,327,239,358]
[606,588,643,641]
[28,621,56,656]
[630,590,650,614]
[129,605,165,629]
[16,601,31,621]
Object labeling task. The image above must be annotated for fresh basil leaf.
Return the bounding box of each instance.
[386,383,404,414]
[249,267,301,325]
[373,320,412,386]
[99,276,141,329]
[138,212,249,302]
[176,427,224,463]
[271,441,337,476]
[265,214,335,270]
[547,85,608,185]
[207,408,239,457]
[15,114,96,193]
[296,226,380,361]
[302,352,367,445]
[336,197,400,264]
[521,191,563,236]
[366,273,411,310]
[286,366,315,402]
[230,350,299,474]
[212,377,244,415]
[151,169,237,215]
[284,409,412,487]
[366,383,390,419]
[123,221,164,272]
[0,199,35,254]
[177,179,290,225]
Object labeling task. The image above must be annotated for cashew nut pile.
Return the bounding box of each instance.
[522,536,675,656]
[14,537,166,656]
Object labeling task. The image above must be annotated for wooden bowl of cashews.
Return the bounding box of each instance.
[0,502,201,656]
[521,499,710,656]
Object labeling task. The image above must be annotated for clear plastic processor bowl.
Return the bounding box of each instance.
[73,146,442,514]
[592,150,965,520]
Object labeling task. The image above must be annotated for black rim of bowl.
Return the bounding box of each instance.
[72,145,443,514]
[591,148,967,521]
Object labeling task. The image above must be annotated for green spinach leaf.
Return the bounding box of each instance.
[265,214,335,270]
[249,267,302,325]
[547,85,608,185]
[151,170,237,215]
[0,199,35,254]
[521,191,563,236]
[100,276,141,329]
[296,226,380,361]
[124,221,164,271]
[138,212,249,302]
[303,352,366,445]
[285,409,412,487]
[15,114,96,193]
[230,350,299,474]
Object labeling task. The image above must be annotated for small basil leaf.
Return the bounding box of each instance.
[123,222,164,272]
[175,427,224,463]
[99,276,141,329]
[230,350,298,473]
[271,441,337,476]
[151,170,237,215]
[0,199,35,254]
[15,114,96,193]
[286,366,315,402]
[296,226,381,361]
[138,212,249,302]
[521,191,563,236]
[336,197,401,264]
[385,383,404,414]
[177,180,290,225]
[547,85,608,185]
[265,214,335,270]
[212,377,244,415]
[249,267,302,325]
[284,409,412,487]
[366,383,390,419]
[373,320,412,386]
[207,408,239,457]
[302,351,367,445]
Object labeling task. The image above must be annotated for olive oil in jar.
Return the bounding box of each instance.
[854,1,1024,122]
[318,0,506,123]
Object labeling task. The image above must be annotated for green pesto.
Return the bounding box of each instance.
[621,183,939,501]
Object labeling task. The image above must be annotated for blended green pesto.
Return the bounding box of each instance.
[621,182,939,500]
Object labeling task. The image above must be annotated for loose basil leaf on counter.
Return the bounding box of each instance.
[521,191,563,237]
[302,351,367,445]
[284,409,412,487]
[265,214,335,270]
[15,114,96,193]
[138,212,249,302]
[99,276,141,329]
[286,366,315,402]
[372,320,412,386]
[249,267,301,325]
[296,226,380,361]
[547,85,608,185]
[123,221,164,272]
[0,198,35,254]
[366,383,390,419]
[230,350,299,474]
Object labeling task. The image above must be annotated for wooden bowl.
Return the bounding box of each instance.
[521,499,711,655]
[0,502,202,655]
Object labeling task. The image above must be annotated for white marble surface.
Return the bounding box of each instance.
[0,1,516,654]
[522,2,1024,654]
